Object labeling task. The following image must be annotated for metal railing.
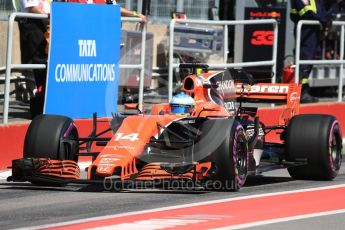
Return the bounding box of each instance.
[3,12,48,124]
[168,18,278,101]
[294,20,345,102]
[120,17,147,113]
[2,12,146,124]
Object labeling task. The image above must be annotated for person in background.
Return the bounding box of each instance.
[290,0,326,103]
[18,0,51,117]
[290,0,341,103]
[67,0,147,23]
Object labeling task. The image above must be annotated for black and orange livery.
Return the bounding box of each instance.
[8,64,343,190]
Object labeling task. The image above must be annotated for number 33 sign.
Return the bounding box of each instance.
[251,30,274,46]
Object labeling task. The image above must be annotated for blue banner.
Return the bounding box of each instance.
[45,2,121,119]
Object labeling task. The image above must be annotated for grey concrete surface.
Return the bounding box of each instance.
[241,213,345,230]
[0,160,344,229]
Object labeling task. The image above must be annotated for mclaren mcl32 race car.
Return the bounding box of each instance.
[8,63,343,191]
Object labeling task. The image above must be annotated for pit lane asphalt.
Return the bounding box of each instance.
[0,161,345,229]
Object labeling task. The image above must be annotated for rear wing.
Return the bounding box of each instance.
[236,82,302,125]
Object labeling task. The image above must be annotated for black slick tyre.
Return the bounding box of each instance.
[23,114,79,185]
[286,114,342,180]
[197,119,248,191]
[24,115,79,162]
[24,114,79,161]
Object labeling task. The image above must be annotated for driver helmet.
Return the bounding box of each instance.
[170,93,195,114]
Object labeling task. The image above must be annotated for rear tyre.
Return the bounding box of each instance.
[286,114,342,180]
[197,119,248,191]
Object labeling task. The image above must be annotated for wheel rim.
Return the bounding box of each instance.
[329,131,342,171]
[235,135,247,181]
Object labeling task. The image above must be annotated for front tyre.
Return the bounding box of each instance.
[198,119,248,191]
[286,114,342,180]
[221,121,248,190]
[23,114,79,186]
[24,114,79,161]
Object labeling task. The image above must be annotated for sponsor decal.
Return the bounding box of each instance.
[246,127,264,137]
[224,101,235,110]
[97,165,112,172]
[216,79,236,91]
[99,154,125,158]
[194,76,204,87]
[45,3,121,118]
[237,84,289,94]
[202,79,212,86]
[249,11,281,18]
[212,70,236,101]
[290,92,300,103]
[54,39,115,83]
[100,158,120,164]
[105,145,136,151]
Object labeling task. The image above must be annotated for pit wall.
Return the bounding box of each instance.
[1,102,345,170]
[0,119,111,171]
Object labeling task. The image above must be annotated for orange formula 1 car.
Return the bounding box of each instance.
[8,64,343,191]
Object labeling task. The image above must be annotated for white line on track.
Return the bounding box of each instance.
[22,183,345,230]
[212,209,345,230]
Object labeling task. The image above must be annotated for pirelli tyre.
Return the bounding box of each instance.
[197,119,248,191]
[24,114,79,162]
[286,114,343,180]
